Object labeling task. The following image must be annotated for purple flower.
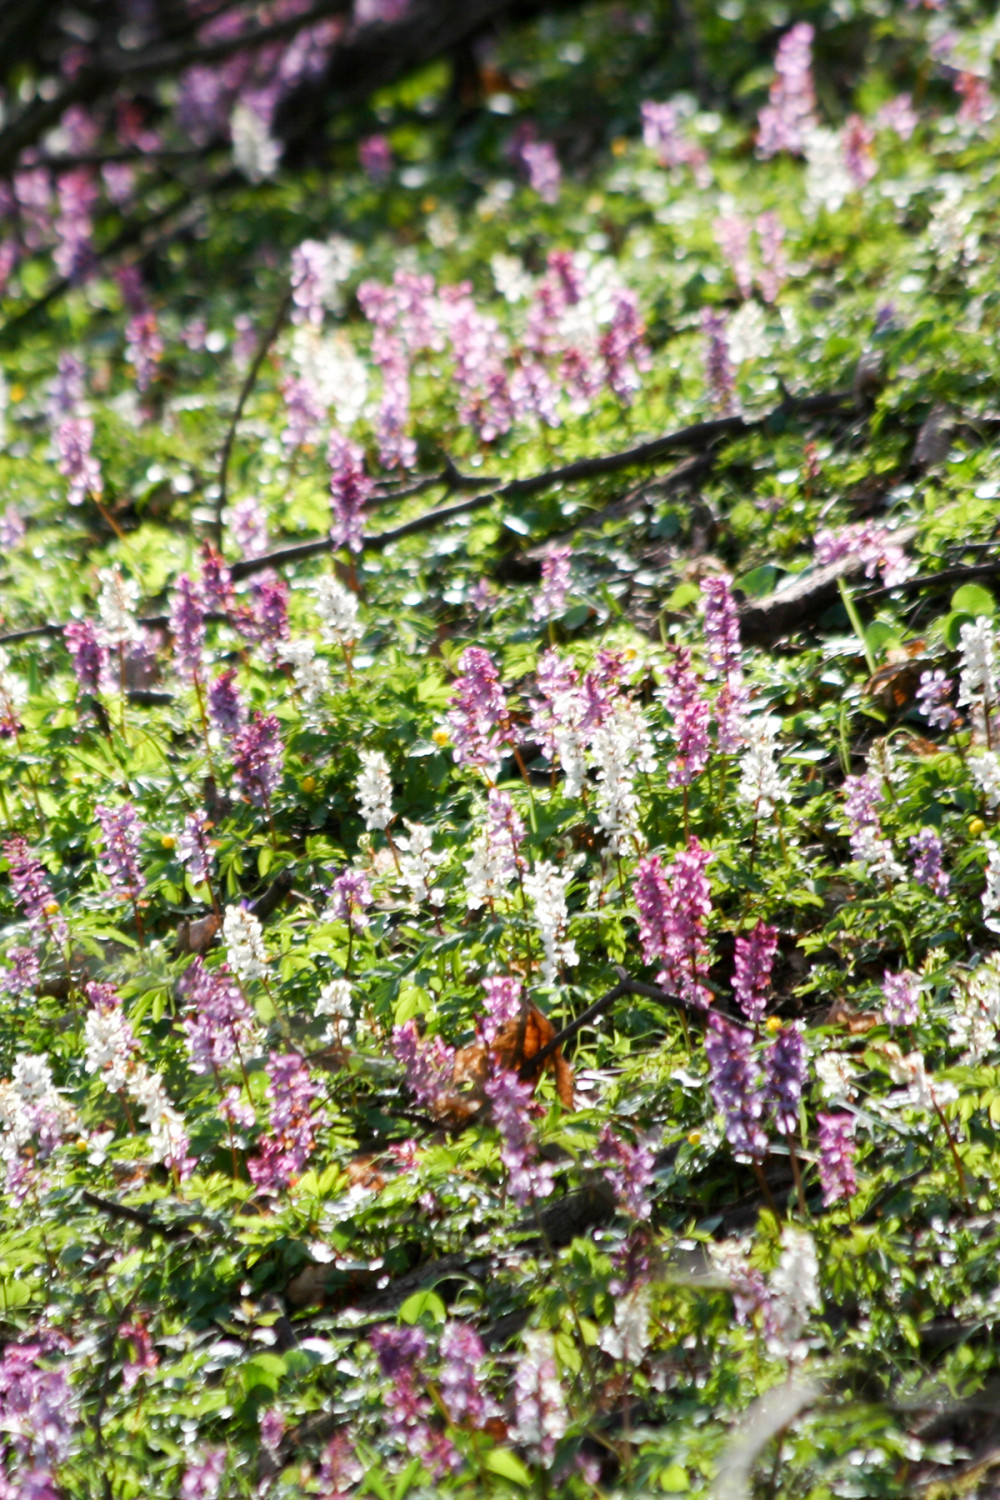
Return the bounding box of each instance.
[227,497,269,560]
[661,646,711,787]
[58,415,101,506]
[393,1020,456,1110]
[230,712,283,807]
[176,811,213,887]
[5,837,68,946]
[715,214,754,299]
[756,212,788,303]
[207,670,245,739]
[95,802,145,902]
[882,969,920,1028]
[817,1112,857,1205]
[358,280,417,470]
[705,1015,768,1161]
[532,546,572,622]
[877,94,918,141]
[701,308,734,414]
[247,1052,324,1194]
[328,431,372,554]
[599,289,650,406]
[510,128,561,203]
[910,827,949,897]
[595,1125,654,1220]
[181,958,255,1076]
[764,1023,805,1135]
[124,305,163,394]
[247,578,289,655]
[732,921,778,1024]
[640,100,707,175]
[757,23,817,157]
[369,1325,455,1472]
[0,1341,73,1490]
[484,1066,555,1206]
[842,114,876,189]
[359,133,393,180]
[64,619,108,694]
[0,946,40,999]
[259,1406,284,1455]
[0,506,25,550]
[329,869,372,932]
[169,574,205,681]
[445,647,513,775]
[439,1321,490,1427]
[48,352,85,421]
[702,573,748,752]
[198,546,234,615]
[512,1331,567,1462]
[180,1448,226,1500]
[915,669,958,732]
[282,373,325,451]
[635,840,713,1006]
[481,975,523,1043]
[844,772,900,879]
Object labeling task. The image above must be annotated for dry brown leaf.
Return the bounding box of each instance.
[174,912,220,956]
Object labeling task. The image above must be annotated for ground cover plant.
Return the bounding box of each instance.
[6,1,1000,1495]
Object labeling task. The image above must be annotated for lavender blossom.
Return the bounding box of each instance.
[595,1125,654,1220]
[181,957,256,1076]
[481,975,523,1043]
[842,114,877,189]
[817,1112,857,1205]
[439,1322,491,1427]
[393,1020,456,1110]
[756,212,788,302]
[247,1052,325,1194]
[660,646,710,787]
[94,802,145,903]
[0,1342,73,1497]
[599,289,651,406]
[701,308,735,413]
[843,773,902,881]
[369,1325,455,1473]
[757,23,817,157]
[732,921,778,1024]
[764,1023,805,1135]
[706,1014,768,1160]
[882,969,920,1028]
[180,1448,226,1500]
[176,811,213,887]
[231,713,283,807]
[4,837,68,946]
[640,100,707,175]
[484,1066,555,1206]
[359,133,393,180]
[169,574,205,681]
[227,497,269,560]
[701,573,748,751]
[58,415,101,506]
[328,869,372,932]
[634,840,713,1005]
[916,669,958,732]
[445,647,513,776]
[715,214,754,299]
[328,431,372,554]
[532,546,572,622]
[64,619,108,695]
[910,827,949,897]
[208,670,245,739]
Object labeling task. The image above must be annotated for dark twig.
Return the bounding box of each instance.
[81,1189,190,1240]
[215,287,294,548]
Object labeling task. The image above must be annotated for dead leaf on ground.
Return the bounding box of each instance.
[174,912,220,956]
[431,1004,575,1127]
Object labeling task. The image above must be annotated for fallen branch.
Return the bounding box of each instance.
[0,387,851,644]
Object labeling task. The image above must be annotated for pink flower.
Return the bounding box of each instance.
[732,921,778,1024]
[634,840,713,1005]
[328,431,372,553]
[445,647,513,775]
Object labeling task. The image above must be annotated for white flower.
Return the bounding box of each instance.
[958,617,998,719]
[357,750,393,831]
[883,1046,958,1112]
[314,576,359,645]
[83,1002,135,1092]
[737,714,787,817]
[231,103,280,182]
[814,1051,858,1103]
[804,127,852,214]
[590,698,653,854]
[222,905,268,982]
[97,567,139,646]
[317,979,353,1023]
[767,1227,820,1360]
[983,842,1000,931]
[283,638,329,708]
[970,751,1000,808]
[951,954,1000,1062]
[399,821,445,908]
[726,300,769,365]
[289,327,368,429]
[129,1064,189,1168]
[511,1332,567,1459]
[596,1284,651,1364]
[524,861,577,985]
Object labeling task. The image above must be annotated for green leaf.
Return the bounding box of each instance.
[398,1290,446,1325]
[951,583,996,617]
[665,581,700,610]
[659,1464,691,1492]
[482,1449,532,1487]
[736,564,778,600]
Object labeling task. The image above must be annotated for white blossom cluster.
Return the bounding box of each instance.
[83,1002,135,1091]
[511,1331,568,1460]
[314,576,360,646]
[983,842,1000,932]
[357,749,394,831]
[958,617,998,735]
[283,639,330,708]
[737,713,788,817]
[223,904,268,982]
[398,821,445,908]
[590,698,656,854]
[97,566,139,645]
[524,860,577,984]
[767,1226,821,1361]
[950,953,1000,1062]
[130,1065,190,1169]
